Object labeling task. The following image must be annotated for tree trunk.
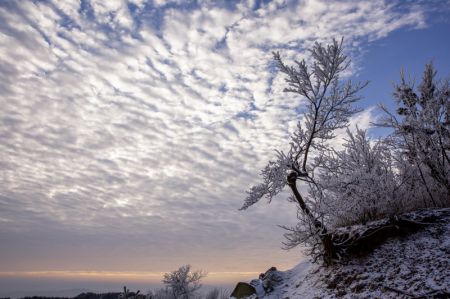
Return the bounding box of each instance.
[287,171,336,263]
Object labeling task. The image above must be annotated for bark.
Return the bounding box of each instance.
[287,172,324,231]
[287,171,337,263]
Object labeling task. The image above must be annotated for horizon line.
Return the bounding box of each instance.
[0,270,261,283]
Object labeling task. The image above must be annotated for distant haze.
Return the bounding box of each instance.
[0,271,254,298]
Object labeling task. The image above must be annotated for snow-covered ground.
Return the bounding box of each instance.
[244,208,450,299]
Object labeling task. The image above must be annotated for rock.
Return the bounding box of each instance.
[261,267,283,293]
[230,282,256,299]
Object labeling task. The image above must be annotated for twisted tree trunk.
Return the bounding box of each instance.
[287,172,336,263]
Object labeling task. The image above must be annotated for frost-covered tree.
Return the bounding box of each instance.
[378,63,450,206]
[319,128,400,226]
[240,38,367,261]
[162,265,206,299]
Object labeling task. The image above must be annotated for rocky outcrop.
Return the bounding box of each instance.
[230,282,256,299]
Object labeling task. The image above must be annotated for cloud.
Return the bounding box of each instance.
[0,0,431,273]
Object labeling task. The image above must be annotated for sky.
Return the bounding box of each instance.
[0,0,450,296]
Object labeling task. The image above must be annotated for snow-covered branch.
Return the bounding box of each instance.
[241,38,366,215]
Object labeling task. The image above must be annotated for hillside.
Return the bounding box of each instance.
[242,208,450,299]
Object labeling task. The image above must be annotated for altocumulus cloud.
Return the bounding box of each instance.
[0,0,429,273]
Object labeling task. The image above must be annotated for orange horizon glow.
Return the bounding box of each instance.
[0,270,261,284]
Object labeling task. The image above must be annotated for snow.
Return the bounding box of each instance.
[241,208,450,299]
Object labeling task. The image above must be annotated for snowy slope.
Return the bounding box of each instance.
[249,208,450,299]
